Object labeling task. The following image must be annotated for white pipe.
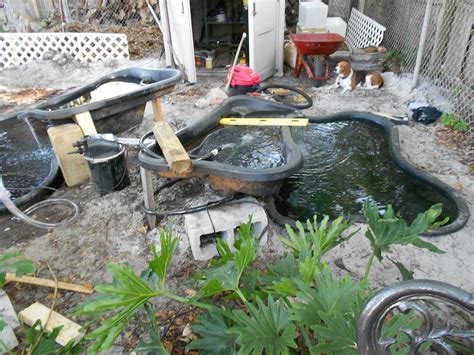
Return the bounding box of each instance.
[359,0,365,13]
[412,0,433,89]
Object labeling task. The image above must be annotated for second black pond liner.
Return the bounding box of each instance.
[190,126,287,169]
[276,120,457,224]
[0,117,57,211]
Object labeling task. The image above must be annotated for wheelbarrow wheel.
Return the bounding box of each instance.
[256,84,313,109]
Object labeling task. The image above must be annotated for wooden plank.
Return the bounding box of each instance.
[19,302,83,347]
[47,124,91,187]
[153,121,192,177]
[74,111,97,135]
[5,273,93,294]
[219,117,309,126]
[151,98,164,122]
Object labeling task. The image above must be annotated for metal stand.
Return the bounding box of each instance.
[140,167,156,229]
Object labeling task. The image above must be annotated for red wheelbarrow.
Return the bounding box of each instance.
[290,33,345,82]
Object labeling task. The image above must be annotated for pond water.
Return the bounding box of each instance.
[277,121,456,223]
[0,118,53,200]
[191,126,287,169]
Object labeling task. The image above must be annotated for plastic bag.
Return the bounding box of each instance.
[411,106,442,124]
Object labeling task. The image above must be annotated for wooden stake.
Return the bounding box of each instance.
[74,111,97,135]
[5,273,94,294]
[153,121,192,177]
[151,98,164,122]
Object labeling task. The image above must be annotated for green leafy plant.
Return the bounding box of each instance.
[77,207,446,354]
[383,50,406,73]
[440,112,470,133]
[362,201,447,282]
[0,252,36,289]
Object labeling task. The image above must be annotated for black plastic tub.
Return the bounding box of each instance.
[0,117,58,213]
[267,112,469,236]
[16,68,181,134]
[138,96,305,196]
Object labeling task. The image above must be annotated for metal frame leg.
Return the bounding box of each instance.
[140,167,156,229]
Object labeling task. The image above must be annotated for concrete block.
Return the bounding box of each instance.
[0,290,19,351]
[184,197,268,261]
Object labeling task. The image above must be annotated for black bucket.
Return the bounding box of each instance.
[82,135,130,195]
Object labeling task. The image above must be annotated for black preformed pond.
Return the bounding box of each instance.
[276,120,457,224]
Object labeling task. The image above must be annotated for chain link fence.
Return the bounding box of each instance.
[365,0,473,128]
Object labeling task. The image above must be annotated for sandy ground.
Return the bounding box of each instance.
[0,58,472,352]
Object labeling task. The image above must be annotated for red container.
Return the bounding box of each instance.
[225,65,261,87]
[290,33,345,56]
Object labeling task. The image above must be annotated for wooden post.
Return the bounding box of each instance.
[153,122,193,176]
[150,97,192,177]
[74,111,97,135]
[151,98,165,122]
[140,167,156,229]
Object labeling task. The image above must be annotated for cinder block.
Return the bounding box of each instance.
[184,197,268,261]
[0,290,19,351]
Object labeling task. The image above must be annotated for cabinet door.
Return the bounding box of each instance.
[166,0,197,83]
[248,0,284,80]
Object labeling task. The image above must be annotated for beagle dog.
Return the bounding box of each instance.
[333,60,384,93]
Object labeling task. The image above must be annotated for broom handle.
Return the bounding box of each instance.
[225,32,247,93]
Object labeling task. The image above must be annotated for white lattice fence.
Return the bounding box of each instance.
[346,8,386,49]
[0,33,129,69]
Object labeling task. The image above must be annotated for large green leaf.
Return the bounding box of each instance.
[0,252,36,288]
[363,201,446,262]
[282,215,354,264]
[135,304,168,354]
[228,296,297,355]
[25,320,64,354]
[187,310,237,354]
[292,269,363,328]
[148,229,179,289]
[200,219,258,301]
[75,263,159,353]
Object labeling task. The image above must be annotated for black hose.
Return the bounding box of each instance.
[143,194,240,218]
[256,84,313,109]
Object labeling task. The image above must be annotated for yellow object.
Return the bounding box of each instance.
[205,57,213,69]
[240,52,246,64]
[219,117,309,126]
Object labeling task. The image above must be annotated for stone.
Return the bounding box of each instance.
[0,290,19,351]
[184,197,268,261]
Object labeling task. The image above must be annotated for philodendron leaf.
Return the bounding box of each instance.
[187,310,237,354]
[75,263,159,353]
[0,252,36,288]
[363,201,446,260]
[228,296,297,355]
[149,229,179,289]
[388,258,414,281]
[200,219,258,299]
[292,268,363,328]
[135,304,168,354]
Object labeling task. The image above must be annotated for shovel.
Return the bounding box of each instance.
[195,32,247,107]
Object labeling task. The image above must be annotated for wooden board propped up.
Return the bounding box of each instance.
[47,124,91,187]
[151,98,192,177]
[153,122,193,177]
[74,111,97,135]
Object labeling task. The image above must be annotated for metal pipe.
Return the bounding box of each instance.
[412,0,433,89]
[359,0,365,12]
